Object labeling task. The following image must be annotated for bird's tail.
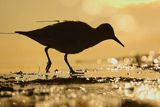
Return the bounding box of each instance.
[15,31,35,39]
[15,31,28,35]
[0,31,28,35]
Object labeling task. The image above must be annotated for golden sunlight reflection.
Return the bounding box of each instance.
[107,58,118,65]
[82,0,104,15]
[135,84,160,101]
[123,81,160,102]
[114,14,138,32]
[0,1,160,106]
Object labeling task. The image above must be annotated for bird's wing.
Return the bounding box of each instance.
[28,21,95,40]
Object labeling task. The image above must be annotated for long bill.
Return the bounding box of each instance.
[114,36,125,47]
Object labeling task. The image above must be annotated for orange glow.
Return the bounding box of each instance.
[0,0,160,72]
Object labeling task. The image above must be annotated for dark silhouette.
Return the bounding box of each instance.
[15,21,124,77]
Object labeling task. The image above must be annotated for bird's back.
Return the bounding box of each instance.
[15,21,101,53]
[26,21,94,39]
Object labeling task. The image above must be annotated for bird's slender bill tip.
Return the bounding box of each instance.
[114,36,125,47]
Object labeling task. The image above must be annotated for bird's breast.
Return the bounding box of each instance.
[48,39,102,54]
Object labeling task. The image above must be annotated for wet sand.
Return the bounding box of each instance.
[0,53,160,107]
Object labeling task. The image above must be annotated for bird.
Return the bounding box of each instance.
[15,21,124,77]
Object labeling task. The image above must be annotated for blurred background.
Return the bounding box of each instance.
[0,0,160,73]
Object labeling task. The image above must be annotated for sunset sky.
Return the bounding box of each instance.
[0,0,160,73]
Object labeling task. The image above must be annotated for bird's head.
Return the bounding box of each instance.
[96,23,124,47]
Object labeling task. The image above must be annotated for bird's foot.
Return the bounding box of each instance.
[45,61,52,73]
[69,69,84,78]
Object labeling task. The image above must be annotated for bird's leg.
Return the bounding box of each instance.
[64,54,84,77]
[45,47,52,73]
[64,54,75,75]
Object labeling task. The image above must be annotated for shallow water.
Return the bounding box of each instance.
[0,53,160,107]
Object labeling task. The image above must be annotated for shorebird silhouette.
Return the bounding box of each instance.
[15,21,124,76]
